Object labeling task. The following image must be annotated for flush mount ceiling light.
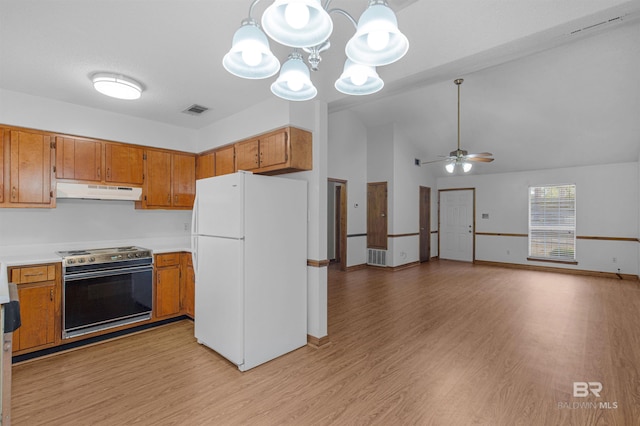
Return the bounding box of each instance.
[223,0,409,101]
[91,73,143,100]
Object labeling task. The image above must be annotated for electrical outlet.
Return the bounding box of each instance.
[612,257,617,263]
[184,223,189,231]
[506,250,510,255]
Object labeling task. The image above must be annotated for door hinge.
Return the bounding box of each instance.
[50,140,56,149]
[50,190,54,198]
[143,153,147,160]
[53,165,56,173]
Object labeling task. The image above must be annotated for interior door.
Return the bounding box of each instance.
[419,186,431,262]
[439,189,474,262]
[367,182,387,249]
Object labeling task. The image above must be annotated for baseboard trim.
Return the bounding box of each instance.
[389,261,420,271]
[474,260,639,281]
[346,263,368,272]
[307,335,330,348]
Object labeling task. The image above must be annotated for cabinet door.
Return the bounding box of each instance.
[259,131,288,168]
[145,149,172,207]
[0,133,4,203]
[9,130,52,205]
[235,139,259,171]
[172,153,195,208]
[56,137,102,181]
[105,143,144,185]
[15,283,57,351]
[156,266,181,318]
[214,145,235,176]
[196,152,215,180]
[181,254,195,318]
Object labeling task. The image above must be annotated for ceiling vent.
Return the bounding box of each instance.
[569,15,624,35]
[182,104,210,116]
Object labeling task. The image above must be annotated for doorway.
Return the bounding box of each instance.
[439,188,475,262]
[367,182,387,250]
[419,186,431,262]
[328,179,347,271]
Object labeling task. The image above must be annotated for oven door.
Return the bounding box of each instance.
[63,265,153,339]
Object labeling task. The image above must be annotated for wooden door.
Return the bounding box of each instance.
[15,283,56,351]
[419,186,431,262]
[367,182,387,249]
[105,143,144,185]
[56,137,102,181]
[9,130,52,205]
[235,139,259,171]
[0,132,4,203]
[172,153,195,208]
[439,189,475,262]
[215,145,235,176]
[196,152,215,180]
[145,149,172,207]
[156,266,181,318]
[259,132,287,168]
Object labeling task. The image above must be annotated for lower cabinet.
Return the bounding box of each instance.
[154,252,195,319]
[181,253,195,318]
[9,264,61,354]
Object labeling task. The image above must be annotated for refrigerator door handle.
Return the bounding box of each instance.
[191,195,198,273]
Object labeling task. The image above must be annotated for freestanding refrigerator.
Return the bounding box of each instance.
[191,171,307,371]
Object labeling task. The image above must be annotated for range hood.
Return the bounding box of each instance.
[56,182,142,201]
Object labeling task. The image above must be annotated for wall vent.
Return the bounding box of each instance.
[182,104,210,115]
[367,249,387,267]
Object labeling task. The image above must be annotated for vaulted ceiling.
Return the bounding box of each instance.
[1,1,639,174]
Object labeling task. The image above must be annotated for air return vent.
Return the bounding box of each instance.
[367,249,387,267]
[182,104,210,116]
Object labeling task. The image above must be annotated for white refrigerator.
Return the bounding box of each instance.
[191,171,307,371]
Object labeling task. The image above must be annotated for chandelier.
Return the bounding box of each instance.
[223,0,409,101]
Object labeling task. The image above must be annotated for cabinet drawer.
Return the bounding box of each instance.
[11,265,56,284]
[155,253,180,267]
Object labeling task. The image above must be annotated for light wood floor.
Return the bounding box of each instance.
[11,261,640,425]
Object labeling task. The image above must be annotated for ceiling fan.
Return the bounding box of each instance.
[423,78,494,173]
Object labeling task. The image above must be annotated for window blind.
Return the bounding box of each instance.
[528,184,576,260]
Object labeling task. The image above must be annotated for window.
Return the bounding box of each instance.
[528,184,576,261]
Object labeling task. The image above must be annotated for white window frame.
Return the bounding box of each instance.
[528,184,576,262]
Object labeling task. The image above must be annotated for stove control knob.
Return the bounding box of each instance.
[135,252,141,258]
[68,259,75,265]
[127,253,134,259]
[78,258,85,264]
[88,257,95,263]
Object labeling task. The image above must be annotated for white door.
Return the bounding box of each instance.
[439,189,474,262]
[194,235,244,365]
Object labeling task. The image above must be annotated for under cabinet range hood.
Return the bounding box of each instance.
[56,182,142,201]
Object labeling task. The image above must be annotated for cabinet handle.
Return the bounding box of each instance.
[174,195,178,204]
[168,194,171,204]
[97,166,101,179]
[50,289,54,301]
[107,168,111,179]
[11,186,16,201]
[23,272,44,277]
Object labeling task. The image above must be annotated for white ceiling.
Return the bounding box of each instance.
[1,0,639,175]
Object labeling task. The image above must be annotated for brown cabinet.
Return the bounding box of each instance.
[0,132,4,203]
[181,253,195,318]
[142,149,195,209]
[234,127,311,175]
[104,142,144,186]
[9,263,61,354]
[154,253,182,319]
[5,129,55,207]
[214,145,235,176]
[55,137,102,182]
[196,151,215,180]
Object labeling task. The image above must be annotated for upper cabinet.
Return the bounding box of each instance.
[214,145,235,176]
[196,151,215,180]
[104,143,144,186]
[140,149,195,210]
[2,129,55,208]
[234,127,311,175]
[55,137,102,182]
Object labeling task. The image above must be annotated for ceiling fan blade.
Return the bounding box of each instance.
[466,157,494,162]
[465,152,493,158]
[421,158,448,164]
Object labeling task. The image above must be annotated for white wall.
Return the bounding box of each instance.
[327,110,368,267]
[438,162,640,275]
[0,89,197,151]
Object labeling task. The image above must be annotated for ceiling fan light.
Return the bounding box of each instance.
[345,1,409,66]
[262,0,333,48]
[334,59,384,96]
[462,162,472,173]
[223,20,280,79]
[271,51,317,101]
[91,73,143,100]
[445,163,455,174]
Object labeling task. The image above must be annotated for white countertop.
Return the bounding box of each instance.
[0,236,192,302]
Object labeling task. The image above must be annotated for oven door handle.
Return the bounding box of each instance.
[63,265,153,282]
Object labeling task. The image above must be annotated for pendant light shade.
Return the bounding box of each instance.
[262,0,333,48]
[270,51,317,101]
[92,73,143,100]
[345,1,409,66]
[334,59,383,95]
[223,20,280,79]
